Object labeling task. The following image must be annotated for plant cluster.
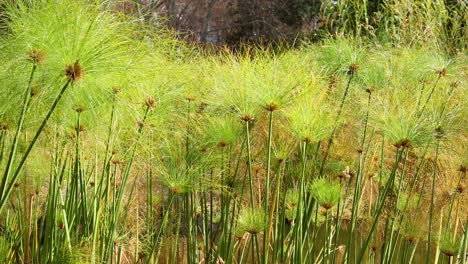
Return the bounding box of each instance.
[0,1,466,263]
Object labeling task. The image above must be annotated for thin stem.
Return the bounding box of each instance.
[0,78,72,213]
[427,138,441,264]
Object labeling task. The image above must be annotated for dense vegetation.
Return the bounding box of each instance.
[0,0,466,263]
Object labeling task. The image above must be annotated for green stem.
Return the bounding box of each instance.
[263,110,274,263]
[0,78,72,213]
[427,138,441,264]
[0,64,37,199]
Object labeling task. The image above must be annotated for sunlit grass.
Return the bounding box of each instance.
[0,1,466,263]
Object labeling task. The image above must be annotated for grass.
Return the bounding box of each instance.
[0,0,466,263]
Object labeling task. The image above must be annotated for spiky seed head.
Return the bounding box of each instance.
[348,64,359,75]
[337,166,352,180]
[65,61,83,82]
[393,138,411,149]
[240,114,254,122]
[75,125,86,133]
[450,81,460,88]
[264,102,279,112]
[111,159,123,165]
[437,68,447,77]
[145,96,155,110]
[435,126,444,139]
[112,86,122,94]
[198,102,208,113]
[459,165,466,173]
[137,120,144,128]
[328,75,339,91]
[217,141,227,148]
[75,106,85,113]
[28,48,46,64]
[365,87,374,94]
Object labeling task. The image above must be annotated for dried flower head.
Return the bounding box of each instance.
[348,64,359,75]
[75,106,85,113]
[458,165,466,174]
[337,166,353,180]
[145,96,155,110]
[111,159,123,165]
[137,120,144,128]
[74,125,86,133]
[437,68,447,77]
[65,61,83,81]
[393,138,411,149]
[240,114,254,122]
[264,102,279,112]
[112,86,122,94]
[365,87,375,94]
[434,126,444,139]
[28,48,46,64]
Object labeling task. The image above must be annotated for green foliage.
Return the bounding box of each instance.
[0,1,466,263]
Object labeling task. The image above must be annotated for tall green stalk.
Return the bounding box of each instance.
[0,63,37,200]
[263,110,274,264]
[0,77,72,213]
[427,137,441,264]
[357,147,404,262]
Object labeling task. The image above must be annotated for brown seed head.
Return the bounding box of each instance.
[240,115,254,122]
[145,96,155,110]
[264,102,279,112]
[365,87,375,94]
[75,106,85,113]
[14,182,20,188]
[437,68,447,77]
[65,61,83,82]
[456,184,465,194]
[393,138,411,149]
[217,141,227,148]
[112,86,122,94]
[459,165,466,173]
[328,74,339,91]
[322,203,334,210]
[348,64,359,75]
[75,125,86,133]
[111,159,123,165]
[357,148,363,154]
[435,126,444,138]
[28,48,46,64]
[449,81,460,89]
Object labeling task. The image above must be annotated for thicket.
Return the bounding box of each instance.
[0,0,466,263]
